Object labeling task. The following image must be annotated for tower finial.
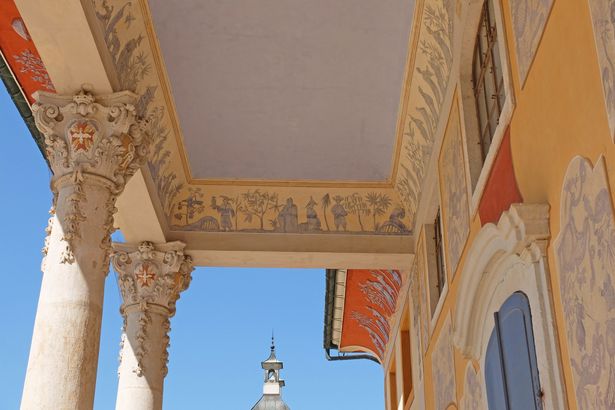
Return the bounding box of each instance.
[271,330,275,352]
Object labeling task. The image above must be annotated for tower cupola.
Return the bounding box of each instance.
[251,336,291,410]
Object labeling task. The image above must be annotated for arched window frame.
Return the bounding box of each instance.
[452,203,566,409]
[458,0,516,215]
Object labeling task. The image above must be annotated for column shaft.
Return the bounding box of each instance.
[22,181,113,409]
[116,306,169,410]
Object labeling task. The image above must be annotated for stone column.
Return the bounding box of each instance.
[21,87,150,410]
[112,241,193,410]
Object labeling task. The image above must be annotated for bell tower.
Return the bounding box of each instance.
[261,336,285,395]
[251,336,291,409]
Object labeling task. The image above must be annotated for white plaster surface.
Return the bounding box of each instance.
[148,0,415,181]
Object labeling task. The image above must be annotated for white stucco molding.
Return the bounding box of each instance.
[452,203,566,409]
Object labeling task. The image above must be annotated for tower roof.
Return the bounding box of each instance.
[251,395,291,410]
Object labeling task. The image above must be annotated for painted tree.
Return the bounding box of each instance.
[366,192,392,231]
[321,193,331,231]
[239,190,279,231]
[344,193,370,231]
[174,188,205,225]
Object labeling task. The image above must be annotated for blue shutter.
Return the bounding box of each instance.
[485,292,542,410]
[485,330,508,410]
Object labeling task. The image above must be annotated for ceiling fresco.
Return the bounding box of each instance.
[338,269,406,361]
[86,0,459,236]
[0,0,55,101]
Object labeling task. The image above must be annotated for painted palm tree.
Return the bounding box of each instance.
[321,193,331,231]
[366,193,392,231]
[345,193,370,232]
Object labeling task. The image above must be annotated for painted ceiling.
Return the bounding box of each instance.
[0,0,54,101]
[148,0,415,182]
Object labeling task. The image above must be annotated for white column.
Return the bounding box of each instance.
[112,241,193,410]
[21,87,150,410]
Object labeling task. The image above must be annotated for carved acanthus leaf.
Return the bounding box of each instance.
[111,241,193,313]
[32,87,150,195]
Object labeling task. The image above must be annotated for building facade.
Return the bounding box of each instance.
[1,0,614,409]
[324,1,615,409]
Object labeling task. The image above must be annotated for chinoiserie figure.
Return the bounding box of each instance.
[211,196,235,231]
[278,198,299,233]
[305,197,322,232]
[331,196,348,231]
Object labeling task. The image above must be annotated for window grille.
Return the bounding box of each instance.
[472,0,505,160]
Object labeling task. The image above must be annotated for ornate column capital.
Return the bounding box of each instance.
[111,241,193,316]
[32,86,150,194]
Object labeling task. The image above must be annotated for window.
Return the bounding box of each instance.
[472,0,506,160]
[485,292,543,410]
[426,210,447,317]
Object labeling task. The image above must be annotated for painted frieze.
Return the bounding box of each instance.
[461,362,485,410]
[395,0,457,228]
[431,314,457,410]
[339,269,405,361]
[438,103,469,277]
[509,0,554,84]
[555,156,615,409]
[588,0,615,141]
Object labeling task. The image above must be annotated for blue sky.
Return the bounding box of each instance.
[0,87,384,409]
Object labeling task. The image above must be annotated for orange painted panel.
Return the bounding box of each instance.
[340,269,403,360]
[0,0,54,102]
[478,128,523,225]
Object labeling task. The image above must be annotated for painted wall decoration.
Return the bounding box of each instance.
[461,363,485,410]
[339,269,405,361]
[438,103,469,277]
[0,0,55,100]
[431,314,457,409]
[478,127,523,225]
[555,156,615,409]
[416,233,430,356]
[409,263,425,381]
[509,0,554,84]
[395,0,457,228]
[588,0,615,141]
[91,0,412,235]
